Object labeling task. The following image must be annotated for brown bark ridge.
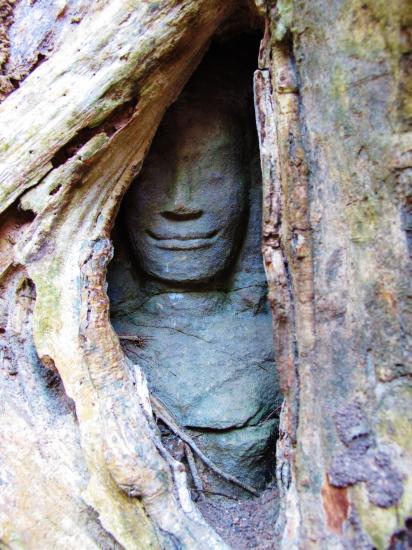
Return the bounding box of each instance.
[254,1,412,549]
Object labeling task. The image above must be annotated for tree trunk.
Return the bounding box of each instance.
[0,1,410,549]
[254,1,412,548]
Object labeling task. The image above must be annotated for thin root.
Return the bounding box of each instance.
[185,443,204,500]
[151,394,259,497]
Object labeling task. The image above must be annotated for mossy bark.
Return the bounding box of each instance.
[0,1,410,549]
[255,1,412,548]
[0,2,235,548]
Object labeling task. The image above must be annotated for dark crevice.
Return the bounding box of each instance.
[401,200,412,259]
[49,183,62,196]
[30,51,47,72]
[39,355,77,419]
[0,198,36,233]
[1,51,47,97]
[50,95,139,169]
[387,516,412,550]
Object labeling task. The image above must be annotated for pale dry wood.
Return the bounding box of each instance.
[254,64,300,546]
[0,1,237,548]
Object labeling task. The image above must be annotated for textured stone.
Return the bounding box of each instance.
[192,420,278,490]
[109,41,281,488]
[124,102,248,284]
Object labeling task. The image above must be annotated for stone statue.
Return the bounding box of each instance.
[108,54,281,493]
[125,102,247,285]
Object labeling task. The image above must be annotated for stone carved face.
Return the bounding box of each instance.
[124,101,248,284]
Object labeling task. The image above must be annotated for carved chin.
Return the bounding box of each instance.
[134,242,235,284]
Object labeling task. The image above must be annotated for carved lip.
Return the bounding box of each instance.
[146,228,219,250]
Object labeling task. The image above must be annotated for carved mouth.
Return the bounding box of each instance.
[146,228,219,250]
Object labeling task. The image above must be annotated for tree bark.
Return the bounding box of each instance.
[0,1,236,548]
[254,1,412,548]
[0,1,411,549]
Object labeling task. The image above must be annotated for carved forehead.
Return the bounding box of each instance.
[148,99,244,161]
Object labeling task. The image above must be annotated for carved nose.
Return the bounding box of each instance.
[161,207,203,221]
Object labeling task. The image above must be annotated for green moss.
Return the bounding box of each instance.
[88,99,119,128]
[347,196,379,244]
[148,1,161,13]
[353,487,399,550]
[376,385,412,454]
[354,386,412,548]
[79,133,109,160]
[273,0,293,42]
[340,0,400,67]
[330,65,350,107]
[34,258,64,339]
[0,528,26,549]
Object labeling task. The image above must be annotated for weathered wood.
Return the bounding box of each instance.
[1,0,411,548]
[0,1,236,548]
[254,1,412,548]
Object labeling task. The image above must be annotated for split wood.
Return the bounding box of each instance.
[150,394,259,497]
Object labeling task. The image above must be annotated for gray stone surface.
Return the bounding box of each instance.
[124,101,248,285]
[108,46,281,490]
[192,420,278,490]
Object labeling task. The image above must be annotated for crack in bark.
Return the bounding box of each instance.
[50,95,139,170]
